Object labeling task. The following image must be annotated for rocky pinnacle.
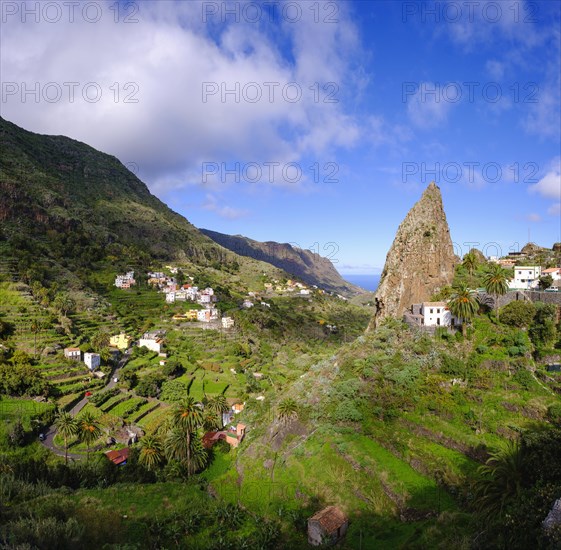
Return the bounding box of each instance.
[368,182,457,330]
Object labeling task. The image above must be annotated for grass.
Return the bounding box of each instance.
[0,397,54,424]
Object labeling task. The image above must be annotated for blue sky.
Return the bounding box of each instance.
[1,0,560,275]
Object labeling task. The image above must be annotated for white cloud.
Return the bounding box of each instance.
[525,213,542,222]
[368,116,412,152]
[0,0,365,196]
[485,59,505,80]
[529,158,561,200]
[523,86,561,140]
[547,203,561,216]
[202,194,248,220]
[406,82,454,128]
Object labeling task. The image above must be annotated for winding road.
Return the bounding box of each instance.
[40,347,133,460]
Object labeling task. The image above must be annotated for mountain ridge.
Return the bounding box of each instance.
[200,228,364,296]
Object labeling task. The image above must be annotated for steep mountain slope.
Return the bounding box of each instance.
[0,117,214,260]
[368,182,456,329]
[200,228,363,296]
[0,118,285,284]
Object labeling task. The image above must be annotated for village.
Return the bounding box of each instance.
[405,256,561,331]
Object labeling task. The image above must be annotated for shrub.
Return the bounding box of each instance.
[500,301,536,328]
[513,369,534,389]
[440,354,466,377]
[333,399,362,423]
[546,404,561,425]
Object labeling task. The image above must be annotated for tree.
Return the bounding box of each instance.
[474,439,524,519]
[171,398,204,473]
[483,264,510,321]
[538,274,553,290]
[30,318,41,358]
[529,302,557,348]
[205,395,229,429]
[164,425,207,475]
[277,398,299,423]
[90,330,110,350]
[203,409,221,431]
[0,359,50,397]
[55,411,78,465]
[8,420,25,447]
[77,411,101,462]
[135,373,164,397]
[500,301,536,328]
[138,434,164,471]
[0,319,15,339]
[53,293,75,318]
[462,251,479,286]
[447,284,479,336]
[98,347,112,365]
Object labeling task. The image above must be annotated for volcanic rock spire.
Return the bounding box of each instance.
[368,182,457,330]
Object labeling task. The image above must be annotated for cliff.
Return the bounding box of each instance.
[368,182,456,330]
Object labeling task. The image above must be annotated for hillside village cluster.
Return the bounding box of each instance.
[63,266,319,373]
[407,256,561,330]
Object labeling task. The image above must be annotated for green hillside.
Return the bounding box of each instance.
[1,119,560,549]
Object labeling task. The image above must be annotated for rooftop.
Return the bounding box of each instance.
[105,447,130,465]
[309,506,348,534]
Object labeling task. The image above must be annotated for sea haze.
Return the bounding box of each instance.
[341,274,380,292]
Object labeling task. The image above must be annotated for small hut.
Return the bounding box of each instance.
[308,506,348,546]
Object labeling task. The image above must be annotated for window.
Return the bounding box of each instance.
[430,308,433,314]
[437,309,440,313]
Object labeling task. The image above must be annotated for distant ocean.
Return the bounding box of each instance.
[342,274,381,292]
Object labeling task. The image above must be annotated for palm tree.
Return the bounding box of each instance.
[474,439,524,519]
[205,395,229,429]
[138,434,164,471]
[54,411,78,465]
[172,398,203,471]
[53,294,75,318]
[203,409,221,431]
[448,284,479,336]
[30,318,40,358]
[483,264,510,321]
[277,398,298,423]
[77,411,101,462]
[164,425,207,475]
[462,251,479,287]
[91,330,110,350]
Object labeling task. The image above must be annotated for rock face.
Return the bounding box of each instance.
[367,182,456,330]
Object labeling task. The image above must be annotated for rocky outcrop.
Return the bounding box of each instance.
[368,182,456,330]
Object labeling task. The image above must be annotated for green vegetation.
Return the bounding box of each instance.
[1,118,560,547]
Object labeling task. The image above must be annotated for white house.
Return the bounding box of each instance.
[114,271,135,289]
[166,292,176,303]
[509,266,542,290]
[197,310,211,323]
[242,300,254,309]
[542,268,561,282]
[84,352,101,371]
[222,317,234,329]
[198,293,211,304]
[138,337,163,353]
[64,347,81,361]
[421,302,460,327]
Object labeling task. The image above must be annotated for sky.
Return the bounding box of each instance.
[1,0,560,276]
